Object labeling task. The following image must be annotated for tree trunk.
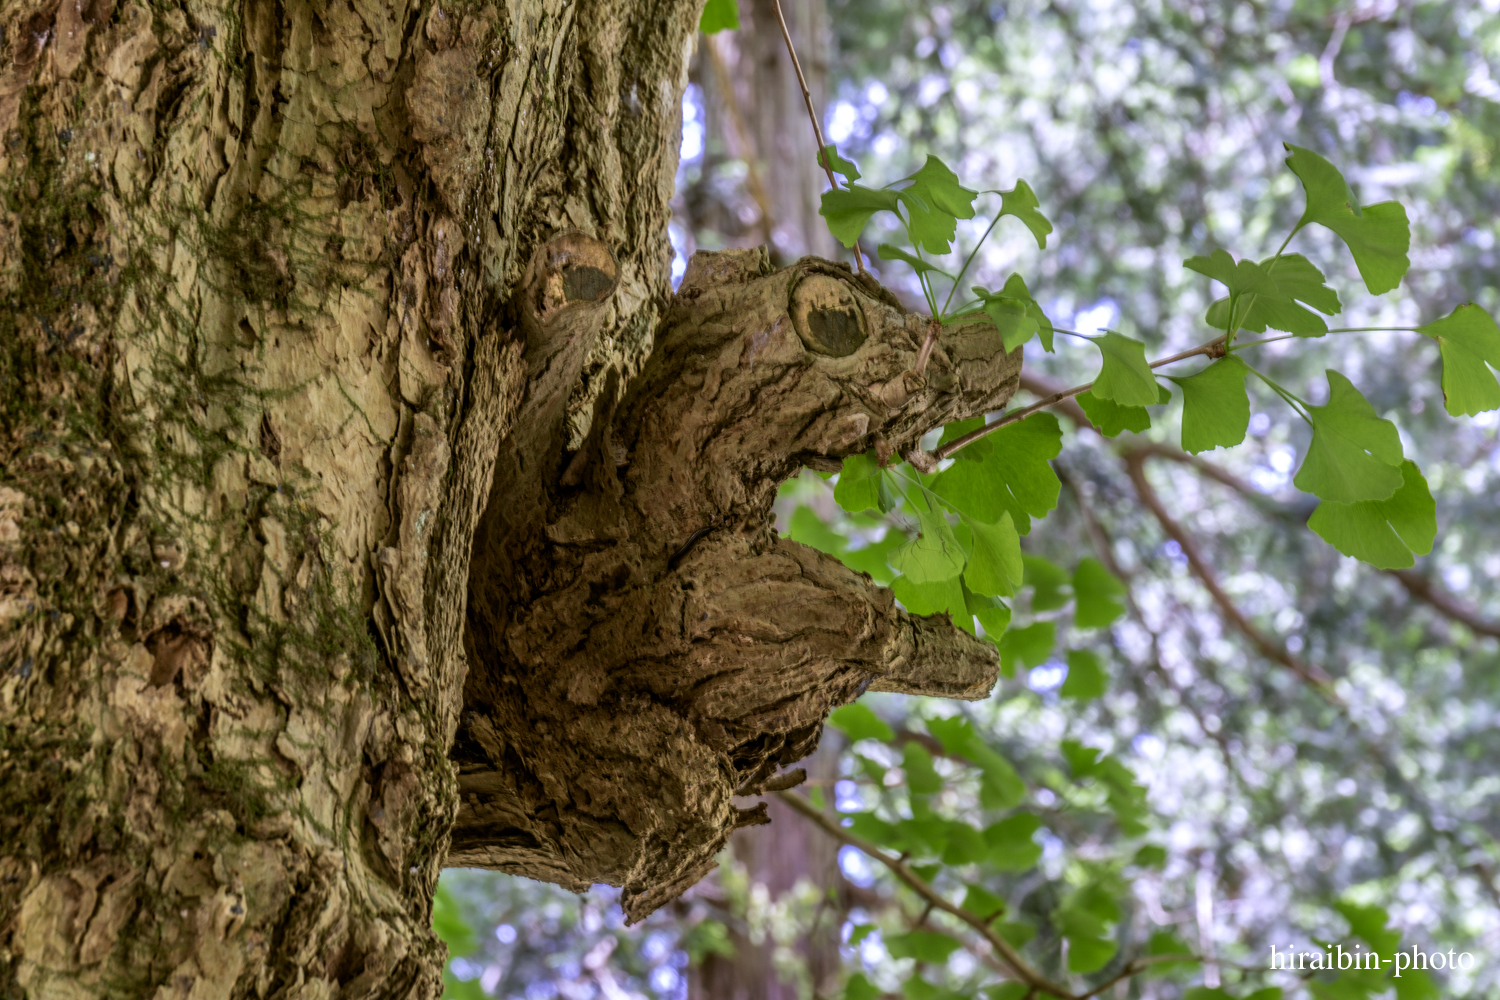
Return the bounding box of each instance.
[0,2,1008,997]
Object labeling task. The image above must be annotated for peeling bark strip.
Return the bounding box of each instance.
[458,244,1017,921]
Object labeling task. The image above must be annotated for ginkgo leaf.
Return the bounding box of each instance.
[885,930,962,963]
[1077,384,1171,437]
[833,450,882,513]
[1091,332,1161,406]
[964,583,1012,640]
[1308,460,1435,569]
[1023,554,1069,611]
[977,295,1039,353]
[1203,254,1341,336]
[1060,649,1108,700]
[699,0,739,32]
[1284,143,1411,295]
[891,574,967,620]
[1293,370,1405,503]
[971,274,1054,352]
[1185,248,1280,332]
[828,702,895,743]
[998,621,1054,677]
[898,155,978,255]
[961,884,1007,921]
[820,184,901,248]
[889,508,967,583]
[817,144,860,182]
[877,243,952,277]
[1417,303,1500,416]
[1169,355,1251,453]
[998,179,1051,248]
[1072,558,1126,627]
[962,512,1023,597]
[902,742,943,794]
[931,414,1062,533]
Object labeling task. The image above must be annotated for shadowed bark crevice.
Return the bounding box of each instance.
[458,243,1020,920]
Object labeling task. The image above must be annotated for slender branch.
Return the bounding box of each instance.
[775,790,1078,1000]
[1120,448,1340,697]
[769,0,865,272]
[931,337,1227,461]
[1387,569,1500,640]
[1123,445,1500,639]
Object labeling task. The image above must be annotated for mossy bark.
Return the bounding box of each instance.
[0,0,1011,996]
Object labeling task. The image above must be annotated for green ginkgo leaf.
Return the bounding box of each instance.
[1417,303,1500,416]
[1203,253,1341,336]
[971,274,1054,352]
[1091,332,1161,406]
[877,243,952,277]
[1308,460,1435,569]
[820,184,901,248]
[889,507,967,583]
[891,574,967,620]
[1060,649,1108,700]
[817,144,860,182]
[1023,554,1069,611]
[1077,383,1171,437]
[998,179,1052,248]
[833,450,883,513]
[1169,355,1251,453]
[699,0,739,32]
[931,413,1062,534]
[1293,370,1405,503]
[962,512,1023,597]
[998,621,1054,677]
[1284,143,1410,295]
[902,742,944,795]
[899,155,977,254]
[1072,558,1126,627]
[829,702,895,743]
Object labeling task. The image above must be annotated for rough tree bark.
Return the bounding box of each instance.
[0,2,1014,998]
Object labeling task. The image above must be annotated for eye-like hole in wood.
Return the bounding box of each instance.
[531,231,619,317]
[790,274,868,357]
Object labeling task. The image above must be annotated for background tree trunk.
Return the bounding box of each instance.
[685,0,837,263]
[0,0,695,995]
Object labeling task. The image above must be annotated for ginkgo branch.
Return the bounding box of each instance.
[769,0,865,272]
[930,337,1228,462]
[1120,447,1340,697]
[775,790,1079,1000]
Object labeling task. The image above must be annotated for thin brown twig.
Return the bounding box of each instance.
[1121,443,1500,640]
[768,0,866,272]
[1120,447,1340,697]
[932,337,1226,461]
[775,790,1077,999]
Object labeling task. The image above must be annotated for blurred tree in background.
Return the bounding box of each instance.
[434,1,1500,997]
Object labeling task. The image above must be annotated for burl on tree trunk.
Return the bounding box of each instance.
[453,236,1018,920]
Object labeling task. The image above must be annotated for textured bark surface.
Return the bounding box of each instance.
[456,245,1018,921]
[0,0,694,995]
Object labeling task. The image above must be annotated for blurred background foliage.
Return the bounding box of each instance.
[433,0,1500,997]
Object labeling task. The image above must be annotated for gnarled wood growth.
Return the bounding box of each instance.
[455,241,1018,921]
